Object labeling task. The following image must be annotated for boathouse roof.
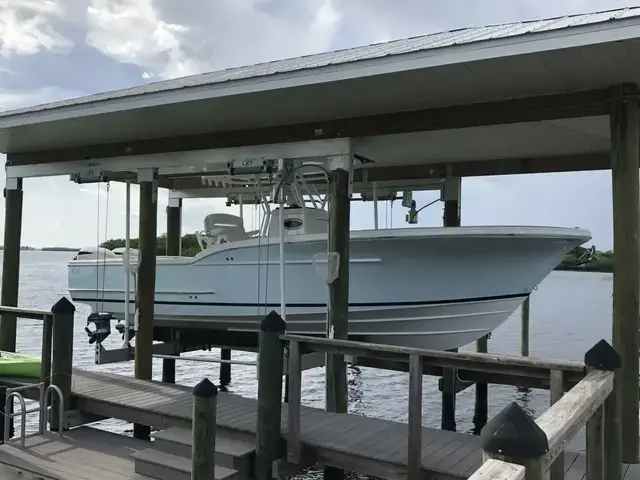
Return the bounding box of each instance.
[2,7,640,184]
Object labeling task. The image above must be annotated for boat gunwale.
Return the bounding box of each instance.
[67,225,591,267]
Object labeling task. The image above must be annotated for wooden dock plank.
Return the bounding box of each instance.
[0,427,150,480]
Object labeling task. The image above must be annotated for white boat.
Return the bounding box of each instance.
[68,204,591,350]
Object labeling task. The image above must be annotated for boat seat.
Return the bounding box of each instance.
[202,213,248,244]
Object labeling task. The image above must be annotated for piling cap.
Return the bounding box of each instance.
[51,296,76,314]
[193,378,218,397]
[481,402,549,458]
[260,310,286,332]
[584,339,622,371]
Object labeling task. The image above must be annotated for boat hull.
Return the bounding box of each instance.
[68,226,590,350]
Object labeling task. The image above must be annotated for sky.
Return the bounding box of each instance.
[0,0,634,250]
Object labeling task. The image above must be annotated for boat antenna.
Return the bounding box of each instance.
[407,198,440,224]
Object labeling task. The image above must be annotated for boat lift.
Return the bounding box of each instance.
[83,155,445,371]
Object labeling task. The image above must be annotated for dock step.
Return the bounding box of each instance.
[132,448,240,480]
[152,427,255,478]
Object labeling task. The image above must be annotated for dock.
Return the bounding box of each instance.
[0,369,635,480]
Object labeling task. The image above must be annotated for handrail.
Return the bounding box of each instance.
[281,334,585,380]
[0,306,52,320]
[475,340,621,480]
[284,335,620,480]
[42,384,65,435]
[4,392,26,446]
[0,299,74,442]
[152,354,257,366]
[468,459,525,480]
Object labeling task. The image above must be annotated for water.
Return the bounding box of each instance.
[2,251,614,444]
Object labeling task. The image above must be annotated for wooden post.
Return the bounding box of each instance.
[135,169,158,441]
[39,313,53,432]
[441,348,457,431]
[0,177,23,354]
[548,370,564,480]
[521,297,530,357]
[610,83,640,464]
[287,340,302,464]
[441,177,460,432]
[584,339,623,479]
[50,297,75,432]
[255,311,286,480]
[325,159,351,480]
[407,354,423,480]
[473,335,488,434]
[220,349,231,386]
[191,378,217,480]
[163,197,181,385]
[480,402,549,480]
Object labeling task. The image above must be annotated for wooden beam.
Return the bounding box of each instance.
[134,172,158,441]
[7,89,610,164]
[610,83,640,464]
[108,152,610,193]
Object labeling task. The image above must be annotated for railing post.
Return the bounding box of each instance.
[584,339,622,480]
[50,297,75,432]
[408,354,423,480]
[287,340,302,464]
[192,378,217,480]
[255,311,286,480]
[38,313,53,433]
[548,370,564,480]
[481,402,549,480]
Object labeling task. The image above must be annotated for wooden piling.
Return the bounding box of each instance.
[442,180,460,432]
[0,178,23,354]
[610,83,640,464]
[0,179,24,441]
[441,348,457,431]
[135,172,158,441]
[521,297,530,357]
[163,198,182,385]
[50,297,75,432]
[407,354,423,480]
[255,311,286,480]
[473,335,488,432]
[220,349,231,386]
[191,378,217,480]
[584,338,623,479]
[325,165,350,480]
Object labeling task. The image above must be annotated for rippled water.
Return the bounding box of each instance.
[1,251,613,445]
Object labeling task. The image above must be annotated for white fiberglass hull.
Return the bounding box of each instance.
[68,226,590,350]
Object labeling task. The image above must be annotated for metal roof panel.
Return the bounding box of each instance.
[1,7,639,117]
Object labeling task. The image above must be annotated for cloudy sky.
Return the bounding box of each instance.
[0,0,634,250]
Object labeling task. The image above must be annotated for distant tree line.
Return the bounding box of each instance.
[556,246,613,272]
[100,233,202,257]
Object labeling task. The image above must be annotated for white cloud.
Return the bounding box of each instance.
[0,0,73,57]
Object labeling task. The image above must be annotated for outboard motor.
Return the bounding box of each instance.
[85,312,114,344]
[115,322,135,342]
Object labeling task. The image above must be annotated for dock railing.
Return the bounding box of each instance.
[0,297,75,442]
[280,334,621,480]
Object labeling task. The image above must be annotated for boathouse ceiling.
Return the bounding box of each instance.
[0,7,639,187]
